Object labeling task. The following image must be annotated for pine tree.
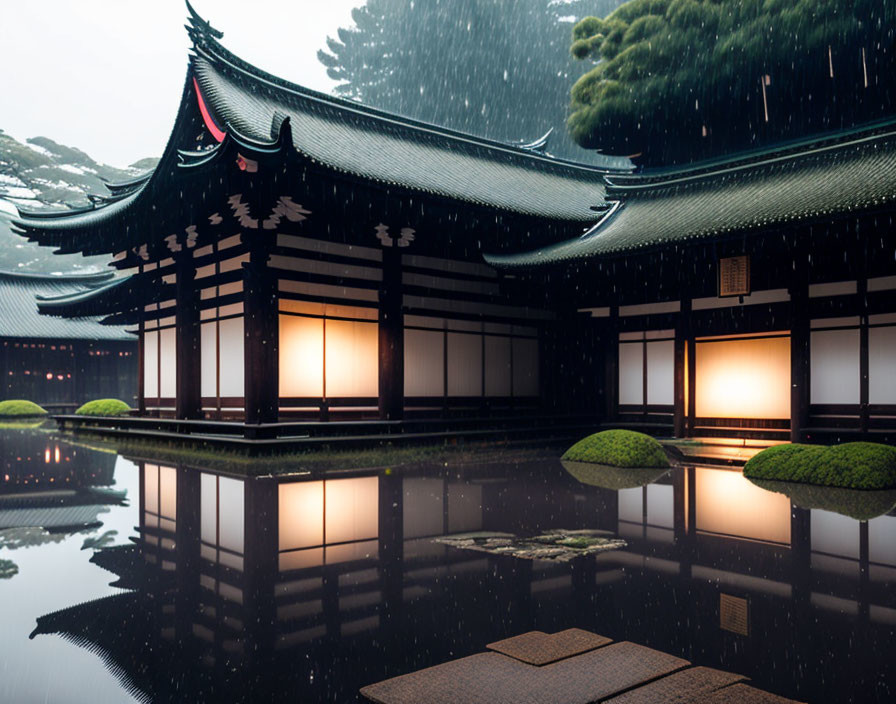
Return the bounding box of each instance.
[318,0,626,164]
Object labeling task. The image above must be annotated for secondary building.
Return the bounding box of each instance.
[0,270,136,410]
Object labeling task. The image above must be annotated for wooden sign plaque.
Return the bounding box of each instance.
[720,593,749,636]
[718,255,751,297]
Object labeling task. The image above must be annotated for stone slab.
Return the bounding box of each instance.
[486,628,613,666]
[604,666,748,703]
[700,683,807,704]
[360,641,689,704]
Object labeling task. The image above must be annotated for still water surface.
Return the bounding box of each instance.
[0,427,894,703]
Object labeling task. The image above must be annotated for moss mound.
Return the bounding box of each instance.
[743,442,896,490]
[562,460,670,490]
[562,429,670,469]
[75,399,132,417]
[0,400,47,417]
[748,479,896,521]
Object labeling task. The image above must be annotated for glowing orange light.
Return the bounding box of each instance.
[44,448,51,463]
[54,447,61,464]
[696,468,791,544]
[46,372,54,380]
[695,335,790,419]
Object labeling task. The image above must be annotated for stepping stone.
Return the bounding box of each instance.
[603,666,748,703]
[487,628,613,665]
[700,683,806,704]
[360,641,688,704]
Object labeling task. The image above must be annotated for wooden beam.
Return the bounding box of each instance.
[378,247,404,420]
[243,251,280,425]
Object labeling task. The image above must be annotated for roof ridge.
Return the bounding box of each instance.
[607,123,896,196]
[0,269,114,283]
[186,13,622,177]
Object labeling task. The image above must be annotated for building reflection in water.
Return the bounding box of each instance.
[0,429,124,537]
[31,457,896,703]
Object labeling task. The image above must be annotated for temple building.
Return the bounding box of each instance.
[0,270,136,409]
[12,5,896,441]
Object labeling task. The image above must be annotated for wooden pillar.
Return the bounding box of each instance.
[790,506,811,602]
[790,254,810,443]
[859,276,870,435]
[243,250,279,425]
[674,299,691,438]
[379,471,404,627]
[175,465,201,642]
[603,305,619,423]
[378,247,404,421]
[859,520,870,621]
[243,477,279,659]
[0,341,7,399]
[175,256,202,420]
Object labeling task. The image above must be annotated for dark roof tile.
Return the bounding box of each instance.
[0,271,133,341]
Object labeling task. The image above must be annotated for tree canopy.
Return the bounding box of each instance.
[319,0,625,164]
[568,0,896,164]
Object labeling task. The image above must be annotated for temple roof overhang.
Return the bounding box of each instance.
[35,272,172,325]
[485,121,896,269]
[10,3,617,264]
[0,270,135,340]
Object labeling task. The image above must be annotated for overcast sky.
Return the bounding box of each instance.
[0,0,360,167]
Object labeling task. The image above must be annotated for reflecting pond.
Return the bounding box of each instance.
[1,427,894,703]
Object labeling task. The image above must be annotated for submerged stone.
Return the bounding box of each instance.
[436,529,626,562]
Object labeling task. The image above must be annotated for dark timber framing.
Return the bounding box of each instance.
[10,4,896,443]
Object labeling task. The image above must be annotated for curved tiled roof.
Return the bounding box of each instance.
[0,271,133,340]
[11,8,618,257]
[486,126,896,268]
[189,38,612,222]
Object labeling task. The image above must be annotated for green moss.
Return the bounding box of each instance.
[562,460,670,489]
[748,479,896,521]
[0,400,47,417]
[0,419,49,430]
[562,429,670,468]
[58,430,565,477]
[74,399,132,417]
[743,442,896,490]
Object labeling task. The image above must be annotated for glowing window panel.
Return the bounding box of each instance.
[484,336,511,396]
[695,335,790,419]
[869,326,896,404]
[279,315,324,397]
[810,328,860,404]
[404,328,444,397]
[324,320,378,398]
[695,468,791,544]
[143,330,159,398]
[279,481,324,551]
[447,332,482,397]
[218,317,245,398]
[618,342,644,405]
[159,327,177,398]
